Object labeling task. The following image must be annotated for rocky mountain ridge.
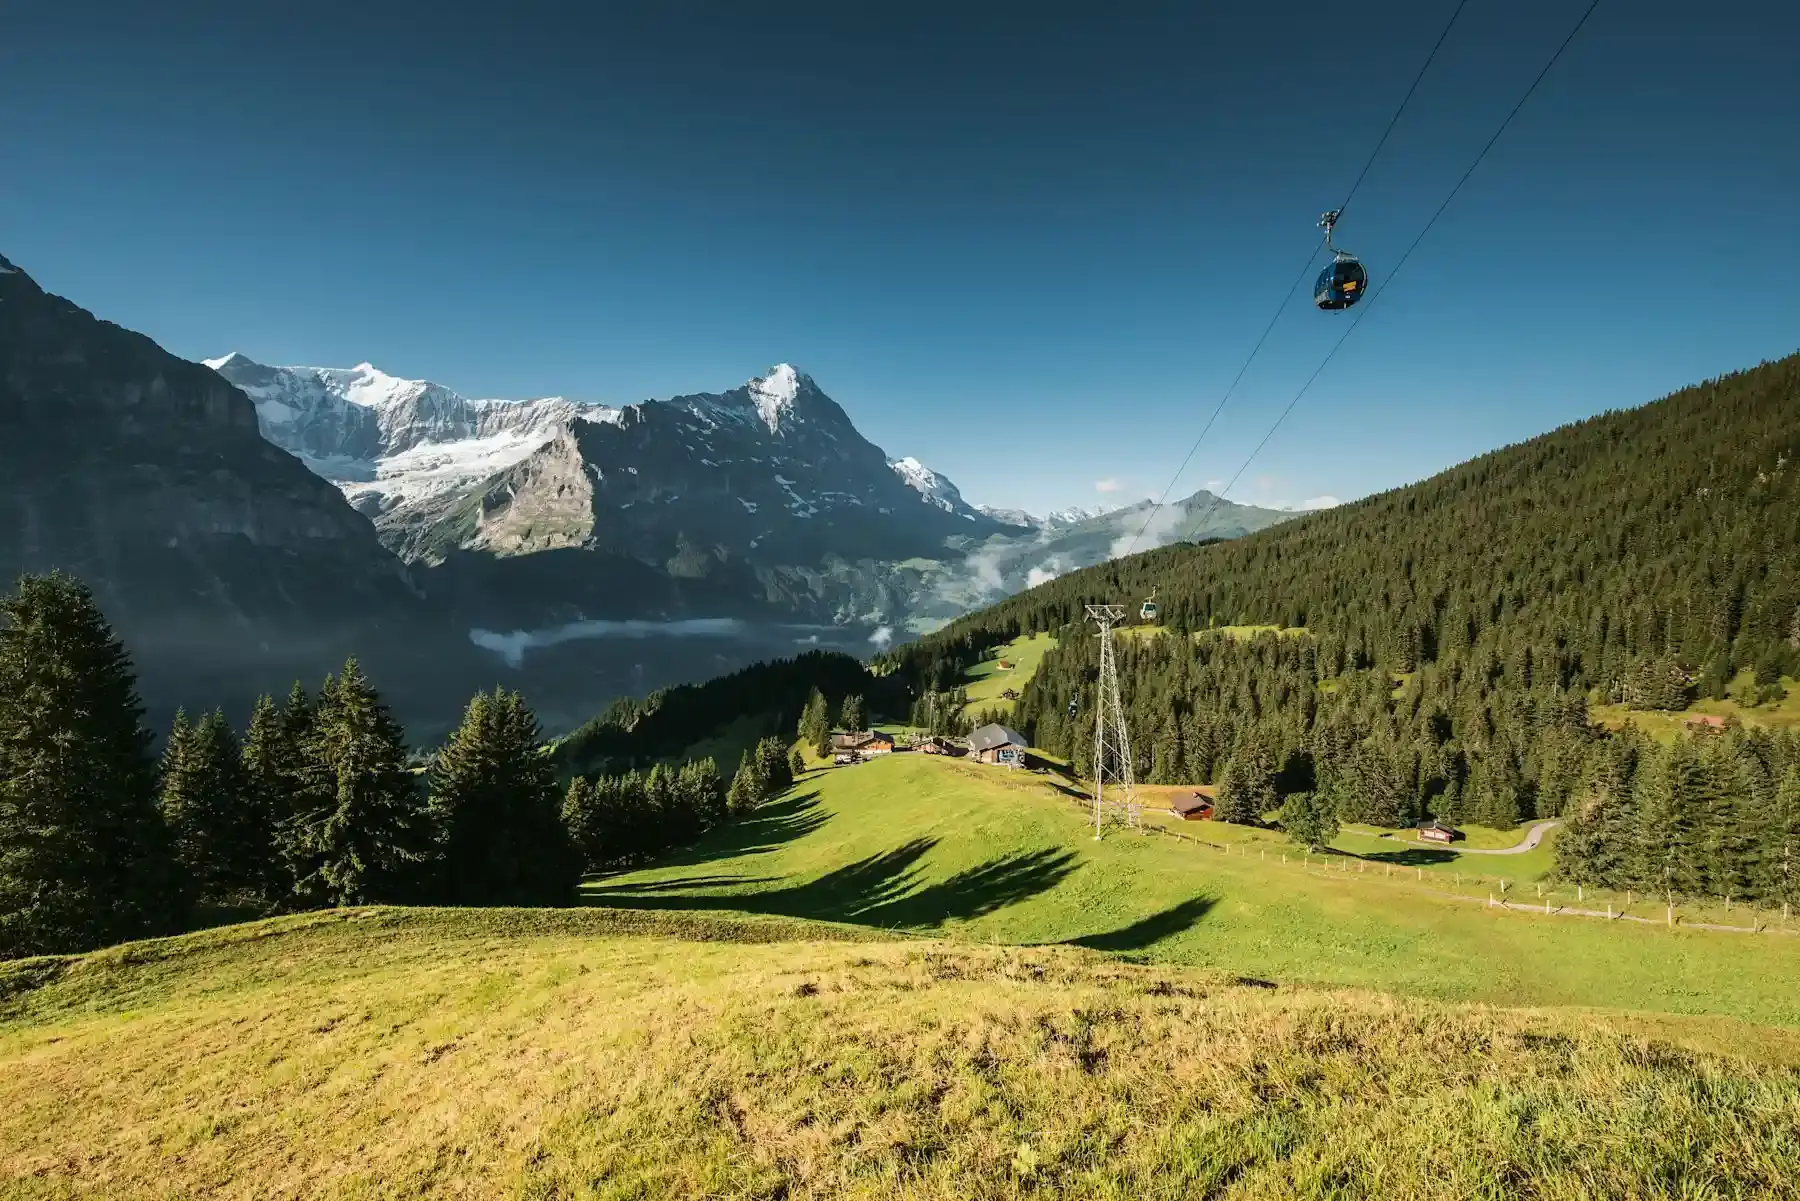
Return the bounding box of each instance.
[0,253,484,733]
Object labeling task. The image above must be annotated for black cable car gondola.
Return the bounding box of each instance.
[1313,210,1368,311]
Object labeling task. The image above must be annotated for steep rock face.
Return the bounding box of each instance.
[0,254,477,732]
[208,352,620,555]
[469,428,596,556]
[546,365,1016,568]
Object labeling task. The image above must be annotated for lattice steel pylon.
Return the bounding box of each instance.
[1085,604,1141,838]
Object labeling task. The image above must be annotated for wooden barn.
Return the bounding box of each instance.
[967,723,1028,765]
[1170,793,1213,821]
[831,730,896,757]
[1684,714,1728,734]
[1417,818,1461,845]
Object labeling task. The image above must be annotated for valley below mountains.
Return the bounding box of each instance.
[1,251,1292,734]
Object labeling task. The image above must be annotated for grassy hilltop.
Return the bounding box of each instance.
[4,906,1800,1200]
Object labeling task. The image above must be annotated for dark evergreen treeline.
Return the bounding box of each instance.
[559,734,804,871]
[884,353,1800,698]
[875,352,1800,894]
[0,571,756,959]
[562,757,725,871]
[1011,629,1605,830]
[1558,726,1800,910]
[555,650,902,776]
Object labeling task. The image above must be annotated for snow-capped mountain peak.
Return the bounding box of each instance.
[201,350,254,371]
[748,363,802,432]
[889,455,968,514]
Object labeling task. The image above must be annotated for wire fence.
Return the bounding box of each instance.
[1047,786,1800,939]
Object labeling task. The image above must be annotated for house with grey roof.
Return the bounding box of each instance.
[966,723,1027,765]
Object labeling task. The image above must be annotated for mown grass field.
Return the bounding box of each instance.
[1592,672,1800,741]
[1130,802,1560,887]
[5,907,1800,1199]
[957,632,1056,716]
[592,753,1800,1026]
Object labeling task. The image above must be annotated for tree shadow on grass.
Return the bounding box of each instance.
[1066,896,1217,953]
[585,837,1082,931]
[860,848,1080,928]
[1355,847,1458,868]
[607,791,832,878]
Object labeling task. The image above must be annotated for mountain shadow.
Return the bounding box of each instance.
[1067,896,1216,953]
[585,838,1080,930]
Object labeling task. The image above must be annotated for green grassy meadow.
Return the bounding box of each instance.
[591,753,1800,1026]
[6,908,1800,1199]
[958,632,1056,716]
[1592,673,1800,741]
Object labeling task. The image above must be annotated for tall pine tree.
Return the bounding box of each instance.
[1215,738,1277,825]
[0,572,185,956]
[288,659,429,906]
[241,694,299,904]
[838,694,865,734]
[159,708,260,903]
[426,689,580,905]
[797,688,830,752]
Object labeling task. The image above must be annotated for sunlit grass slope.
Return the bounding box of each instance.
[958,632,1056,716]
[4,907,1800,1200]
[1592,672,1800,741]
[592,754,1800,1025]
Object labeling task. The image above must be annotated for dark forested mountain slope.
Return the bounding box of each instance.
[0,253,486,732]
[877,353,1800,904]
[897,351,1800,687]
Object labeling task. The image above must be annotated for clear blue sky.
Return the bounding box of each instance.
[4,0,1797,515]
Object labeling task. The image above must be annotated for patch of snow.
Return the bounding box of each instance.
[739,499,759,513]
[748,364,801,432]
[888,456,967,515]
[369,431,549,503]
[253,397,300,425]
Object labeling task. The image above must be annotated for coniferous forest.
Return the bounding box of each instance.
[0,571,773,958]
[7,352,1800,953]
[883,352,1800,907]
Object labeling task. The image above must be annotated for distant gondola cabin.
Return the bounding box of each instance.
[1314,257,1368,310]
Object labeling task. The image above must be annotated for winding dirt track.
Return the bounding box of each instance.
[1450,819,1562,856]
